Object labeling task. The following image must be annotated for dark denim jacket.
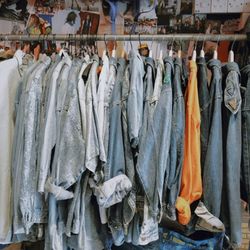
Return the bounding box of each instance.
[240,65,250,206]
[221,62,242,247]
[202,59,223,218]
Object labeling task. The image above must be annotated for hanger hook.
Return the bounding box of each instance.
[104,33,108,51]
[194,34,200,50]
[130,33,133,50]
[171,34,175,49]
[202,34,206,50]
[231,34,236,51]
[216,34,221,50]
[114,35,116,50]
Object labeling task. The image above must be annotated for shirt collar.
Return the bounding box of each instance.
[14,49,25,65]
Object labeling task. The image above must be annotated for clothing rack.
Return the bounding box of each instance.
[0,34,247,41]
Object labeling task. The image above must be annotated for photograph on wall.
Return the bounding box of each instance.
[52,9,81,34]
[181,14,194,32]
[64,0,100,12]
[26,13,52,34]
[205,19,222,34]
[157,15,182,34]
[180,0,193,14]
[124,18,157,35]
[221,17,241,34]
[0,0,29,21]
[156,0,181,17]
[35,0,65,13]
[194,14,206,33]
[77,11,100,34]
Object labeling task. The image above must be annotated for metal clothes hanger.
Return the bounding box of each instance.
[192,34,199,62]
[200,34,206,58]
[228,35,236,63]
[169,35,174,57]
[111,35,116,58]
[213,34,220,60]
[177,39,182,59]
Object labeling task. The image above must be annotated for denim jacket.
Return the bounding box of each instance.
[127,50,145,148]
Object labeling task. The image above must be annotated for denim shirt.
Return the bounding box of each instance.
[38,57,72,193]
[165,57,185,220]
[203,59,223,218]
[197,57,210,172]
[240,65,250,206]
[12,60,41,235]
[12,57,51,234]
[127,50,145,148]
[221,62,242,247]
[137,56,172,221]
[85,55,106,173]
[51,59,83,188]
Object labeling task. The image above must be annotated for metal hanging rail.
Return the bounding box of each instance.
[0,34,247,41]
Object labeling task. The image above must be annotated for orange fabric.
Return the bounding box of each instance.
[175,60,202,225]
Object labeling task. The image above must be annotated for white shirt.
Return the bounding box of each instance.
[97,53,109,141]
[0,49,24,243]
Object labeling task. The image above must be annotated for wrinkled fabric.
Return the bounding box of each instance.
[240,65,250,206]
[121,63,136,234]
[221,62,242,247]
[165,57,185,221]
[12,60,41,235]
[107,58,127,246]
[39,57,71,193]
[19,57,51,234]
[176,60,202,226]
[85,55,106,173]
[127,50,145,148]
[0,50,25,242]
[97,52,110,141]
[197,57,210,173]
[202,59,223,218]
[90,174,132,208]
[52,59,83,189]
[137,62,172,222]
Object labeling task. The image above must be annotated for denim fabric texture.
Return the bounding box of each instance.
[240,65,250,206]
[12,60,41,235]
[107,58,127,246]
[127,50,145,148]
[121,64,137,233]
[137,57,172,221]
[202,59,223,218]
[197,57,210,173]
[221,62,242,247]
[164,57,185,221]
[39,58,71,193]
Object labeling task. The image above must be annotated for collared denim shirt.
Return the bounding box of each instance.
[203,59,223,218]
[240,65,250,206]
[165,57,185,220]
[107,58,127,246]
[51,59,83,188]
[20,57,51,234]
[39,57,71,193]
[121,63,137,233]
[12,58,50,235]
[85,55,106,174]
[221,62,242,247]
[12,61,40,235]
[103,57,117,155]
[137,56,172,221]
[127,50,145,148]
[197,57,210,173]
[139,57,155,146]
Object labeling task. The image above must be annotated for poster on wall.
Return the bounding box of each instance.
[78,11,100,34]
[52,9,80,34]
